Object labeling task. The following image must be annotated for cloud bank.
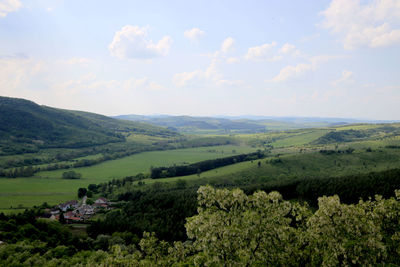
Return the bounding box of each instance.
[321,0,400,49]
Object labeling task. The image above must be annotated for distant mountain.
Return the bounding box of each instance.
[0,96,177,154]
[114,114,269,134]
[215,115,398,124]
[115,114,399,134]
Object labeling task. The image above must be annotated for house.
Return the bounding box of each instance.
[93,202,109,210]
[40,213,52,219]
[76,205,94,215]
[59,200,79,212]
[95,197,108,204]
[50,209,60,215]
[0,241,4,246]
[63,211,75,219]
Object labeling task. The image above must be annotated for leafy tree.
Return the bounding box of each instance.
[78,188,87,198]
[185,185,310,266]
[62,171,82,179]
[59,213,66,224]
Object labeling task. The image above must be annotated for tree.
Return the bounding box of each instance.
[77,188,87,198]
[185,185,310,266]
[62,171,82,179]
[88,184,98,193]
[175,179,187,189]
[59,213,66,224]
[306,195,386,266]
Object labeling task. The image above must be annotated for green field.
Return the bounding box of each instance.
[0,145,256,211]
[2,123,400,213]
[130,144,400,188]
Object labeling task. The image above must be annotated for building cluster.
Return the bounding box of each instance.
[41,197,112,223]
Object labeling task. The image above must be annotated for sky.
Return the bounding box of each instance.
[1,0,400,120]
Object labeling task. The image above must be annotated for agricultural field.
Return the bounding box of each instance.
[0,144,256,212]
[2,122,400,213]
[128,141,400,187]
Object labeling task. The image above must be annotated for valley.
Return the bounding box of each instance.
[1,97,400,215]
[2,97,400,265]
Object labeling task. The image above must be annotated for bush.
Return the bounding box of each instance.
[62,171,82,179]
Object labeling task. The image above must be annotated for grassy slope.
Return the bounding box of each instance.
[133,142,400,189]
[0,96,177,154]
[129,127,400,187]
[0,145,256,211]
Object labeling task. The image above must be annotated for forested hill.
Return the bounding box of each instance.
[0,96,177,153]
[115,114,268,133]
[115,114,399,134]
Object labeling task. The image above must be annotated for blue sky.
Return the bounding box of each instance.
[1,0,400,119]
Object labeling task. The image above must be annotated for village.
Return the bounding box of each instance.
[40,196,113,223]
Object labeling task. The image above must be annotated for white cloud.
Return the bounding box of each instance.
[333,70,355,85]
[279,43,296,54]
[221,37,235,53]
[321,0,400,49]
[269,54,343,83]
[173,59,221,88]
[184,28,205,42]
[173,37,243,88]
[245,42,277,60]
[278,43,301,57]
[109,25,172,59]
[172,70,201,87]
[0,0,22,18]
[172,56,245,88]
[270,63,314,83]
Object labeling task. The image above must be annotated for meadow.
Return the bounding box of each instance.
[2,123,400,213]
[0,144,256,212]
[127,143,400,187]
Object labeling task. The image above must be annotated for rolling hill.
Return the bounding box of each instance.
[115,114,399,134]
[115,114,268,134]
[0,96,177,155]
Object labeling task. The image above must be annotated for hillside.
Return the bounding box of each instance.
[115,114,272,133]
[0,96,177,155]
[114,114,385,133]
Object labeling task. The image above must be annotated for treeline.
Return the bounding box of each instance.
[1,186,400,266]
[150,151,265,179]
[0,208,90,251]
[0,137,237,178]
[243,168,400,206]
[386,145,400,149]
[86,167,400,244]
[319,147,355,155]
[0,166,36,178]
[88,188,198,242]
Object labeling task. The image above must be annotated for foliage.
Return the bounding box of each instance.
[150,151,264,178]
[62,171,82,179]
[87,188,197,242]
[1,186,400,266]
[77,188,87,198]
